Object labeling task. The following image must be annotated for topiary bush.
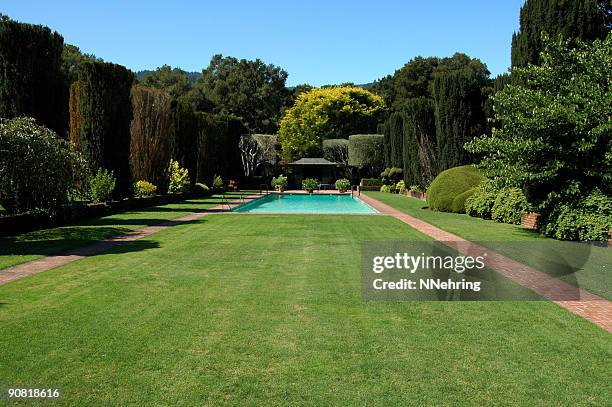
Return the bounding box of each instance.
[451,187,477,213]
[491,187,530,224]
[426,165,485,212]
[348,134,385,177]
[89,168,116,203]
[134,180,157,198]
[542,189,612,241]
[465,182,498,219]
[0,117,86,214]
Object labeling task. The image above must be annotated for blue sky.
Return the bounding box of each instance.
[2,0,525,86]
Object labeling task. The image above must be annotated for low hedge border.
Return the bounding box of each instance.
[0,190,210,237]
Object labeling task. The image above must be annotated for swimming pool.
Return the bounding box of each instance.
[233,193,378,214]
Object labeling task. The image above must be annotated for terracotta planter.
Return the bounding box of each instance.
[520,212,539,230]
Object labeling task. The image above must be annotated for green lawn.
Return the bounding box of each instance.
[0,192,254,270]
[0,214,610,406]
[365,192,611,300]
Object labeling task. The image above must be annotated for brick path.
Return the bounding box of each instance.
[359,193,612,333]
[0,194,260,286]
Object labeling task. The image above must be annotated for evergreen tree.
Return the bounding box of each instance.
[387,112,404,168]
[402,98,436,188]
[511,0,611,67]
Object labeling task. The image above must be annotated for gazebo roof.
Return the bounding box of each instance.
[287,157,338,166]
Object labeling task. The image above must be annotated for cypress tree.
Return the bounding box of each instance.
[402,98,436,188]
[388,112,404,169]
[511,0,611,67]
[0,16,65,134]
[432,70,485,172]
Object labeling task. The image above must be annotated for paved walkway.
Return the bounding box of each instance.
[358,193,612,333]
[0,194,260,286]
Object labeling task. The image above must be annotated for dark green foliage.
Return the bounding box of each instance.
[511,0,611,67]
[196,113,246,183]
[426,165,485,212]
[189,54,290,133]
[75,61,134,196]
[88,168,116,203]
[0,16,65,134]
[174,97,200,183]
[348,135,385,177]
[0,118,85,214]
[465,182,499,219]
[360,178,383,187]
[541,189,612,241]
[140,65,191,98]
[491,188,530,225]
[432,70,485,172]
[385,113,404,168]
[380,167,403,184]
[402,97,437,188]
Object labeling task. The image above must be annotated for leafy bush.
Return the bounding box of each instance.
[409,185,424,193]
[380,185,392,193]
[361,178,383,187]
[465,182,498,219]
[335,178,350,191]
[491,188,530,224]
[396,180,406,194]
[271,175,288,190]
[302,178,319,192]
[426,165,485,212]
[542,190,612,241]
[212,175,224,190]
[381,167,403,183]
[167,159,190,193]
[194,183,210,194]
[0,117,86,214]
[134,180,157,198]
[89,168,116,203]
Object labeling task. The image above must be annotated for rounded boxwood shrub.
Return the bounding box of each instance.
[491,187,530,224]
[451,187,477,213]
[426,165,485,212]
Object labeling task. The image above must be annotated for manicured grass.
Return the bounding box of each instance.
[365,192,611,299]
[0,214,610,405]
[0,192,256,270]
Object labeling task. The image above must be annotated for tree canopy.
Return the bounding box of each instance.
[188,54,291,133]
[140,65,191,98]
[278,86,385,161]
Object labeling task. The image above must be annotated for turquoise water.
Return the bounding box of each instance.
[233,193,378,214]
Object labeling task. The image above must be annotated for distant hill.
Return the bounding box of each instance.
[135,70,201,84]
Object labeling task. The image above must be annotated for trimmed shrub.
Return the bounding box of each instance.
[0,16,65,134]
[465,183,498,219]
[348,134,385,177]
[451,187,477,213]
[380,185,392,193]
[197,113,245,183]
[384,112,404,168]
[72,61,134,196]
[89,168,116,203]
[167,159,190,194]
[130,86,176,190]
[134,180,157,198]
[491,188,530,224]
[381,167,403,184]
[542,190,612,241]
[335,178,350,192]
[0,118,86,214]
[426,165,485,212]
[361,178,383,187]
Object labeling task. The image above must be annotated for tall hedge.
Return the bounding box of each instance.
[0,16,65,134]
[385,112,404,169]
[197,113,245,183]
[432,70,484,172]
[348,134,384,177]
[71,61,134,196]
[129,86,176,190]
[174,98,200,184]
[402,97,436,188]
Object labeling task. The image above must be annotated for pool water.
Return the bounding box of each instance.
[233,193,378,214]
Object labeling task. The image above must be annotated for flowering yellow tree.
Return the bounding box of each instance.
[278,86,384,161]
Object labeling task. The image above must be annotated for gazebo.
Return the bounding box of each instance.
[286,157,339,188]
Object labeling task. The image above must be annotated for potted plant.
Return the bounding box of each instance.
[302,178,319,194]
[271,175,288,192]
[335,178,350,193]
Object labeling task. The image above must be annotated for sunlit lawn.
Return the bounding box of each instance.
[0,214,610,405]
